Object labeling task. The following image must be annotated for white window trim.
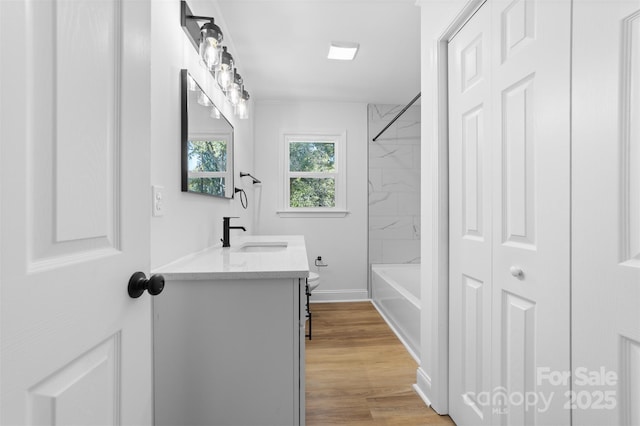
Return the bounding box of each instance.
[278,131,348,217]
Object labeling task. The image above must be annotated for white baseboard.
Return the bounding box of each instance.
[309,289,369,302]
[413,383,432,408]
[415,367,433,407]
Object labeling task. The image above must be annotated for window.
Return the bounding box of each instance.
[280,132,347,217]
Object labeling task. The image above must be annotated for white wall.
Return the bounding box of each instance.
[150,0,255,269]
[253,101,368,301]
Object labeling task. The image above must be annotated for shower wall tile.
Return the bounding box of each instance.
[368,104,421,266]
[369,191,398,216]
[369,216,416,240]
[382,169,420,192]
[395,104,421,122]
[369,240,383,264]
[381,240,421,264]
[413,145,421,170]
[397,121,420,140]
[368,168,383,194]
[413,216,421,239]
[369,104,405,137]
[397,192,420,216]
[369,144,414,169]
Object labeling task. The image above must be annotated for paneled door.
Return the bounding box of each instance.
[0,1,152,425]
[572,1,640,424]
[449,1,571,424]
[448,4,493,425]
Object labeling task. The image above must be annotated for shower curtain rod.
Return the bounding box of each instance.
[371,92,421,142]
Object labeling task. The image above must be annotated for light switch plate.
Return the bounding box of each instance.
[152,185,164,217]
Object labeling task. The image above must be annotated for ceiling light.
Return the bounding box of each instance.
[327,41,359,61]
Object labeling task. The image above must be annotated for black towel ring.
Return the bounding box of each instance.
[234,187,248,209]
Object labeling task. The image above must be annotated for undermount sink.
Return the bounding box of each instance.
[237,241,289,252]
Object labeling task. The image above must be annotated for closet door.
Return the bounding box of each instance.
[448,4,493,425]
[489,0,571,424]
[573,1,640,425]
[449,1,571,424]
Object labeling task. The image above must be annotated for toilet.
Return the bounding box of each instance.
[307,272,321,293]
[306,272,321,339]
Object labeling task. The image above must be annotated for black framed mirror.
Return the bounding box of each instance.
[181,69,234,198]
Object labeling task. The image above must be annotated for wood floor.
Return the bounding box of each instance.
[305,302,454,425]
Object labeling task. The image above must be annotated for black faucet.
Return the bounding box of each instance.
[222,216,246,247]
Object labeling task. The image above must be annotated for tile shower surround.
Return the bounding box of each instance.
[368,104,421,265]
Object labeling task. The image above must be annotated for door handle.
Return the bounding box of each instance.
[128,272,165,298]
[510,266,524,279]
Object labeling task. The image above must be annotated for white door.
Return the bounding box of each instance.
[572,1,640,424]
[448,4,493,424]
[0,1,153,425]
[449,1,572,424]
[489,0,571,424]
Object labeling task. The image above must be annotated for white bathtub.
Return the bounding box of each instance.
[371,263,421,361]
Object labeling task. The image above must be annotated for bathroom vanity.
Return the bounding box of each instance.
[152,235,309,426]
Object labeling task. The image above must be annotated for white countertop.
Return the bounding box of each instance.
[153,235,310,281]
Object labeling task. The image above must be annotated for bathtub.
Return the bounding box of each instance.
[371,264,421,361]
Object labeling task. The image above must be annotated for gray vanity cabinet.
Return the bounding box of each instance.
[153,276,306,426]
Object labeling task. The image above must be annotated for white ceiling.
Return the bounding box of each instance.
[207,0,421,105]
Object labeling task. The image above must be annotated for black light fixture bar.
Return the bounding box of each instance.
[180,0,209,52]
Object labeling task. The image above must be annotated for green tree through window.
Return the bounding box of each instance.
[289,142,336,208]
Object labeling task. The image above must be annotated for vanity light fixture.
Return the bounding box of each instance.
[327,41,360,61]
[180,1,223,71]
[181,1,251,121]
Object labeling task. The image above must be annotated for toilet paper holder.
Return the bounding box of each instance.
[314,256,328,267]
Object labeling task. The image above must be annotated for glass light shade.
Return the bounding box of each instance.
[216,47,234,90]
[236,100,248,119]
[199,21,223,70]
[199,41,220,70]
[210,106,221,119]
[217,67,233,90]
[197,90,213,107]
[236,90,249,120]
[227,70,243,106]
[227,83,241,105]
